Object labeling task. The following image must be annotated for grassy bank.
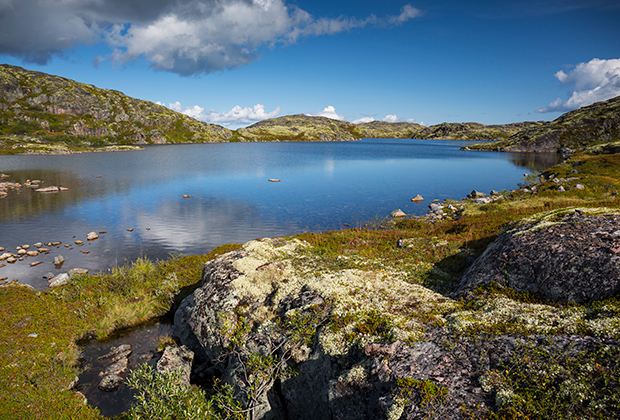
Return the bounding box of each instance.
[1,148,620,419]
[0,244,241,419]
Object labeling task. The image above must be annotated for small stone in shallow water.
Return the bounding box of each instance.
[27,251,39,257]
[22,244,30,250]
[390,209,407,218]
[98,374,123,392]
[54,255,65,265]
[127,228,133,232]
[183,195,190,198]
[75,240,83,245]
[30,261,43,267]
[34,243,42,248]
[87,232,99,241]
[68,268,89,277]
[411,194,424,202]
[49,273,70,287]
[268,179,281,182]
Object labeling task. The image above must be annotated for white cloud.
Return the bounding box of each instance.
[0,0,421,75]
[406,118,416,123]
[307,106,345,121]
[537,58,620,113]
[382,114,398,122]
[160,101,281,125]
[389,4,423,25]
[352,117,375,124]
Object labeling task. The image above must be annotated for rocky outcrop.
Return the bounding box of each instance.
[174,238,462,419]
[468,95,620,152]
[455,207,620,303]
[0,64,233,147]
[173,216,620,419]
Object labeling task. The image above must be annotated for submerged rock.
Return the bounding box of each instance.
[98,374,123,392]
[456,208,620,303]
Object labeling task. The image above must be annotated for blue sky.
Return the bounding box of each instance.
[1,0,619,128]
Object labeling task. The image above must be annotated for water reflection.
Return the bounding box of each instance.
[507,152,561,172]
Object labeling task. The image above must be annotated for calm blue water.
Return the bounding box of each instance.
[0,139,558,289]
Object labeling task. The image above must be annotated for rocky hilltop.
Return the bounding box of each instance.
[0,64,232,153]
[468,95,620,152]
[236,114,358,142]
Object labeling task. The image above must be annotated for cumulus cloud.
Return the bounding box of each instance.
[160,101,280,125]
[307,106,345,121]
[382,114,398,122]
[537,58,620,113]
[0,0,421,75]
[352,117,375,124]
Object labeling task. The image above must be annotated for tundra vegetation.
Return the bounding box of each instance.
[1,143,619,418]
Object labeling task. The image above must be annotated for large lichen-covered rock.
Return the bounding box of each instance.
[173,238,491,419]
[455,207,620,303]
[173,233,620,419]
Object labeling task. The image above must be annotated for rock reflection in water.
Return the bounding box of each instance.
[507,152,561,172]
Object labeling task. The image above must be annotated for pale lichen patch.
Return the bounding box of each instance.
[509,207,620,236]
[448,295,620,338]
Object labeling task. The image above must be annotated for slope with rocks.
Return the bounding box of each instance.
[0,64,232,153]
[468,95,620,152]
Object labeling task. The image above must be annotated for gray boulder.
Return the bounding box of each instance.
[156,345,194,386]
[455,208,620,303]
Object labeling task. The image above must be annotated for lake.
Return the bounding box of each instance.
[0,139,559,290]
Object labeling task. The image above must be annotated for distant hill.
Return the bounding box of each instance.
[467,96,620,152]
[1,64,619,154]
[235,114,357,142]
[0,64,232,153]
